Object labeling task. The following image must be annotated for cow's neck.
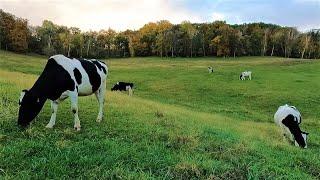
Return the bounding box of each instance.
[29,80,50,101]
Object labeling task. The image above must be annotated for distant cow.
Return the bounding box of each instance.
[240,71,252,80]
[208,67,213,73]
[18,55,108,131]
[111,82,134,96]
[274,104,309,148]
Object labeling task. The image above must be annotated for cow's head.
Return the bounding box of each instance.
[111,83,120,91]
[239,74,243,80]
[18,89,45,127]
[294,131,309,148]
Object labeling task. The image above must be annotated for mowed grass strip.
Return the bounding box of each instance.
[1,67,320,179]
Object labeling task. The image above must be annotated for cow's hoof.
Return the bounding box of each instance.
[45,124,54,128]
[74,126,81,131]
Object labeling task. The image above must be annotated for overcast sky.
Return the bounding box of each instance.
[1,0,319,31]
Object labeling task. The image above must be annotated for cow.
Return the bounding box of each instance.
[274,104,309,148]
[240,71,252,80]
[208,66,213,73]
[18,55,108,131]
[111,82,134,96]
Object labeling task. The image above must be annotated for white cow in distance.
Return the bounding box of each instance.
[240,71,252,80]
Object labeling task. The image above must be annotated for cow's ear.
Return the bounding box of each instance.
[19,90,28,105]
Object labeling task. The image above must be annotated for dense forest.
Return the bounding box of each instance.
[1,9,320,59]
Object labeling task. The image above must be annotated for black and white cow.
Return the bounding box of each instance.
[239,71,252,80]
[274,104,309,148]
[208,66,213,73]
[18,55,108,131]
[111,82,134,96]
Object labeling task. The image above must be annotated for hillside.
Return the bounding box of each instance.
[0,51,319,179]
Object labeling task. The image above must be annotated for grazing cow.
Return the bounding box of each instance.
[208,66,213,73]
[274,104,309,148]
[240,71,252,80]
[111,82,134,96]
[18,55,108,131]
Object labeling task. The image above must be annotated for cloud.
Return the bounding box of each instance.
[0,0,202,31]
[0,0,319,31]
[294,0,320,3]
[212,12,225,21]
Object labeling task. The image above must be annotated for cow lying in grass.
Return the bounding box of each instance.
[111,82,134,96]
[240,71,252,80]
[208,66,213,73]
[18,55,108,131]
[274,104,309,148]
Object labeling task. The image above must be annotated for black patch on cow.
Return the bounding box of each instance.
[76,59,101,92]
[35,58,75,100]
[282,114,306,148]
[18,58,75,126]
[73,68,82,84]
[92,60,107,74]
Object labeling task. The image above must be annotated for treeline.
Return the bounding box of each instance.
[1,9,320,59]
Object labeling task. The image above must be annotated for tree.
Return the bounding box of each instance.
[198,23,210,56]
[114,33,129,57]
[180,21,197,57]
[299,33,311,59]
[9,18,29,52]
[37,20,58,55]
[283,27,298,58]
[269,29,282,56]
[0,10,15,50]
[139,22,158,56]
[262,28,270,56]
[59,31,72,56]
[155,20,172,57]
[2,9,320,59]
[210,24,239,57]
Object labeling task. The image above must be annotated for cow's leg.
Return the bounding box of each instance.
[95,81,106,122]
[69,91,81,131]
[128,87,133,96]
[46,100,58,128]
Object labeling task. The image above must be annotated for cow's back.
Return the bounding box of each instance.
[274,105,301,125]
[50,55,107,96]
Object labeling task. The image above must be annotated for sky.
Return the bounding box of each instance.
[0,0,319,32]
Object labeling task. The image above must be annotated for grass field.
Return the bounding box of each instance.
[0,50,319,179]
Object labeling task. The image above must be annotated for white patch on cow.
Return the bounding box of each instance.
[51,55,93,95]
[274,104,301,126]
